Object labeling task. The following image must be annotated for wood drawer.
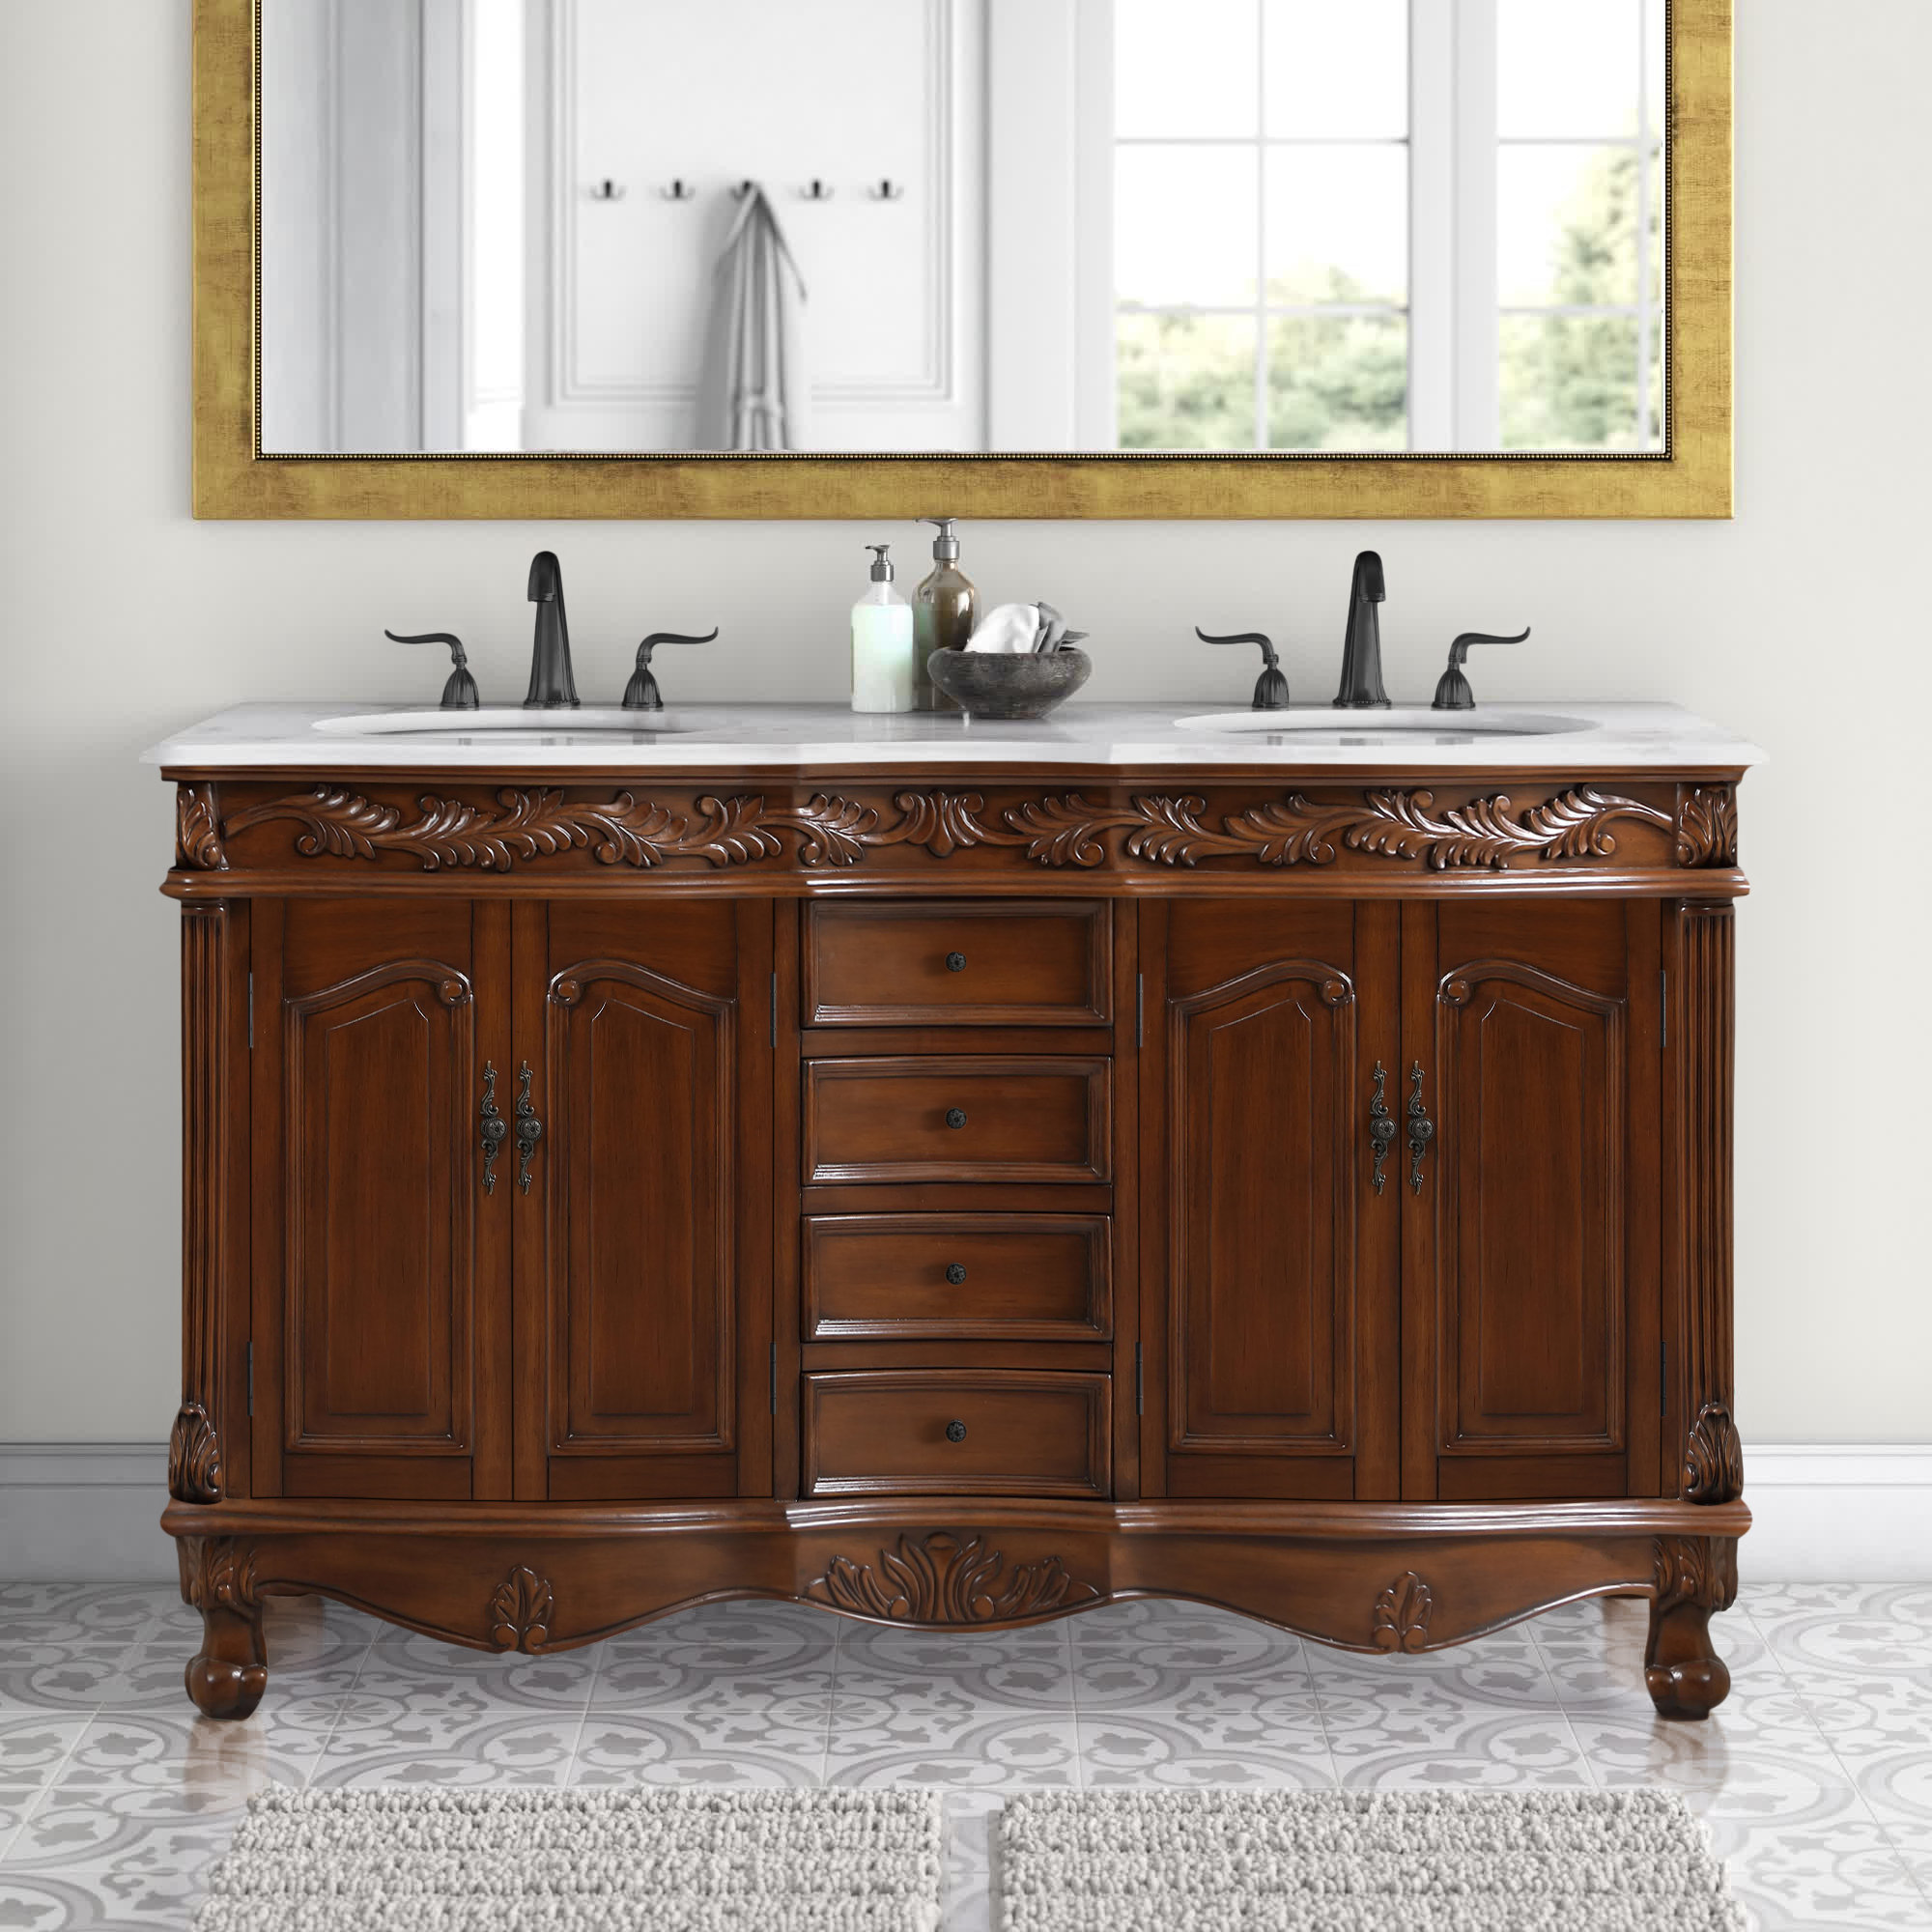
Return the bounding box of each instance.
[805,1214,1111,1341]
[803,1371,1111,1497]
[804,1057,1111,1183]
[805,901,1111,1026]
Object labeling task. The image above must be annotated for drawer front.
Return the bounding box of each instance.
[805,1214,1111,1340]
[805,901,1111,1026]
[804,1371,1111,1497]
[804,1058,1111,1183]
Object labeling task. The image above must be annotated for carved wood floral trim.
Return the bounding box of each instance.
[806,1531,1102,1624]
[210,783,1679,874]
[489,1566,554,1653]
[179,1536,258,1614]
[1675,786,1740,867]
[167,1401,223,1505]
[1682,1400,1745,1504]
[1652,1535,1738,1617]
[1370,1572,1434,1652]
[177,784,227,870]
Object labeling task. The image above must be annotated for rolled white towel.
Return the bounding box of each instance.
[964,602,1042,654]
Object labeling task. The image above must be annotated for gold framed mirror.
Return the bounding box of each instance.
[192,0,1730,519]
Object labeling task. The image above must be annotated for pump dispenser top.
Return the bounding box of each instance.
[913,516,977,711]
[867,544,895,581]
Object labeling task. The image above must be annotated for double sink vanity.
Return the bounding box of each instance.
[152,686,1758,1725]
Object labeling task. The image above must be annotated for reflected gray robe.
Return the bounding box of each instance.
[695,185,810,451]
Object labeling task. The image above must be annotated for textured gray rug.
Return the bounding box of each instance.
[998,1790,1746,1931]
[193,1787,944,1931]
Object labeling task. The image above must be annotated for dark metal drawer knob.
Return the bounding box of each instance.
[945,1108,967,1129]
[945,1420,967,1443]
[945,1263,967,1286]
[946,952,967,972]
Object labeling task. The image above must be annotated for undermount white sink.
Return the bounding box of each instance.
[313,707,712,738]
[1174,706,1596,741]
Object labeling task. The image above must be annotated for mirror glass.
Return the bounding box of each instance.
[259,0,1667,458]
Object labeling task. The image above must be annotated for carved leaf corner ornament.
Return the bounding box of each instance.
[489,1566,554,1653]
[807,1531,1102,1626]
[179,1536,258,1614]
[1683,1400,1745,1504]
[213,781,1682,877]
[1653,1535,1739,1617]
[1370,1572,1434,1653]
[176,784,227,870]
[167,1401,223,1504]
[1675,786,1740,867]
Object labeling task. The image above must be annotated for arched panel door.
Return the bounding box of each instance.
[250,898,514,1501]
[1402,900,1662,1501]
[517,899,772,1501]
[1142,900,1401,1500]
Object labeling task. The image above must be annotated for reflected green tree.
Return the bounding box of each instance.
[1116,149,1658,451]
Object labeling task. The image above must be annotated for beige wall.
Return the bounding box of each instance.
[1,3,1927,1445]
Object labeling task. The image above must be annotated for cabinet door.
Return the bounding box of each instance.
[251,899,513,1499]
[517,900,772,1500]
[1402,901,1661,1500]
[1142,901,1400,1500]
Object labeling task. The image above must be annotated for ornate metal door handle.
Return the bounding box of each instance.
[514,1062,543,1193]
[1406,1061,1435,1194]
[479,1063,508,1193]
[1368,1061,1395,1194]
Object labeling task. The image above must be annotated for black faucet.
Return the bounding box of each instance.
[524,551,580,709]
[1333,550,1390,710]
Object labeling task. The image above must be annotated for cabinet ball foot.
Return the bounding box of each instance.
[185,1653,267,1721]
[1644,1655,1730,1721]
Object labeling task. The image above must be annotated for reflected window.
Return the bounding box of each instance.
[1099,0,1665,453]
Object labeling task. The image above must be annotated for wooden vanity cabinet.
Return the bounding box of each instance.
[163,766,1747,1725]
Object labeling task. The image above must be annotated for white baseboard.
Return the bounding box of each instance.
[3,1442,1928,1585]
[1738,1445,1932,1583]
[0,1443,176,1581]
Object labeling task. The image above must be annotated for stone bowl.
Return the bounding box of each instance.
[926,647,1092,721]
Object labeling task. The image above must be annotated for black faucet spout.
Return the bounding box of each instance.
[1333,548,1391,710]
[524,550,580,709]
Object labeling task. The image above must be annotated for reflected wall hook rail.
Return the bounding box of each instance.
[800,179,834,200]
[659,179,696,202]
[869,179,905,200]
[588,179,626,201]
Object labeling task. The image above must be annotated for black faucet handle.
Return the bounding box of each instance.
[1196,628,1289,711]
[386,630,480,711]
[1431,626,1531,712]
[622,628,721,711]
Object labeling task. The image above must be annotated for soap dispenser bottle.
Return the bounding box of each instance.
[851,545,915,714]
[913,517,978,711]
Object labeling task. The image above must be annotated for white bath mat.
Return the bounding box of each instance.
[193,1786,944,1931]
[998,1789,1745,1931]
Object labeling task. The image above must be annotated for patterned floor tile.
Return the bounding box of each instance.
[836,1623,1071,1715]
[1700,1798,1932,1932]
[3,1795,235,1877]
[570,1709,826,1787]
[49,1714,327,1809]
[0,1720,87,1790]
[827,1710,1081,1791]
[1077,1698,1336,1788]
[0,1861,201,1931]
[310,1704,581,1789]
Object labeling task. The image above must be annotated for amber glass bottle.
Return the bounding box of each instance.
[912,518,978,711]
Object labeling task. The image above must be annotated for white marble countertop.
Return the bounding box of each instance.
[145,701,1763,773]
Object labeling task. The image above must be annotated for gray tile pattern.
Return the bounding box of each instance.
[0,1580,1926,1929]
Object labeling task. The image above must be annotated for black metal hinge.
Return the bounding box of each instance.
[1135,1342,1145,1415]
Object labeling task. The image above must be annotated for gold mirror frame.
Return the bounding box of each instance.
[192,0,1730,520]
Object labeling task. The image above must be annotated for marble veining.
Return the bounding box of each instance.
[142,701,1764,773]
[0,1583,1925,1929]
